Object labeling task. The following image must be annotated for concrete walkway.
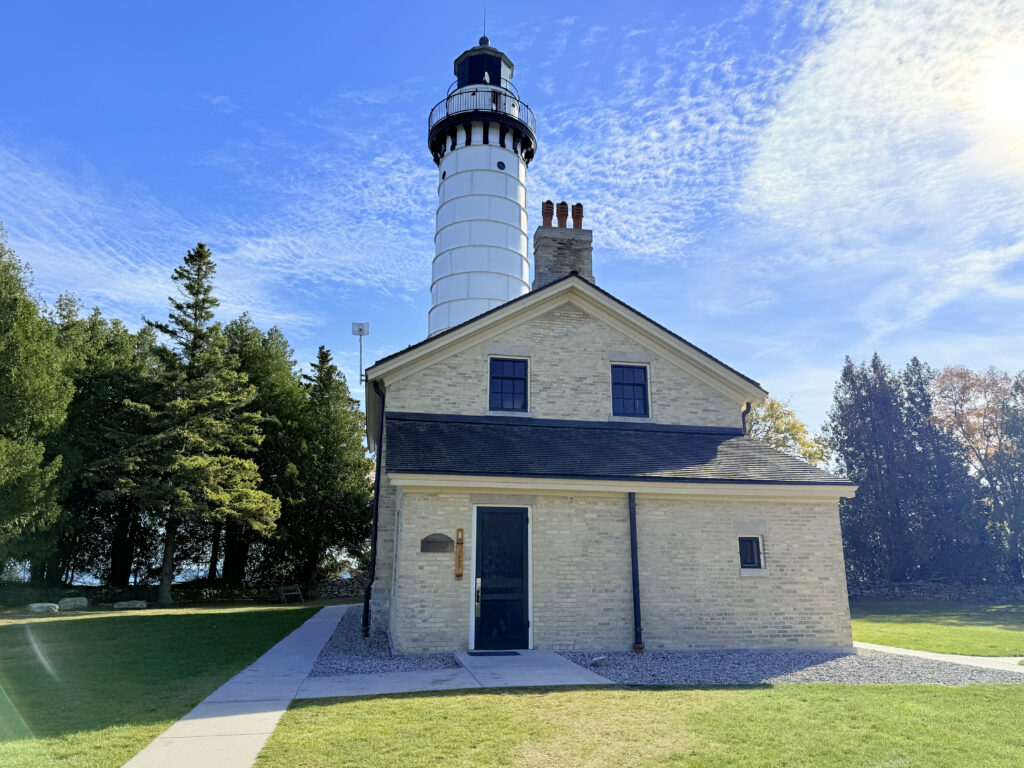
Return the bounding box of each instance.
[295,649,611,700]
[123,604,346,768]
[854,641,1024,674]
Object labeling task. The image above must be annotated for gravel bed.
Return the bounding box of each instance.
[310,607,458,676]
[558,648,1024,686]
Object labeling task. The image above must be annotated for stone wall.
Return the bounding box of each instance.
[384,300,743,429]
[311,573,368,600]
[387,487,852,653]
[0,583,277,607]
[848,579,1024,603]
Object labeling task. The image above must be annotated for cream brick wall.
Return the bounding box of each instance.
[636,496,852,649]
[531,494,634,649]
[385,300,742,429]
[386,487,851,653]
[390,491,474,653]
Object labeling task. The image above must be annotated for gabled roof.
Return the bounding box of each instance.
[364,274,768,449]
[384,412,852,487]
[369,273,759,387]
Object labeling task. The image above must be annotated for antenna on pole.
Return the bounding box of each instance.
[483,0,486,38]
[351,322,369,384]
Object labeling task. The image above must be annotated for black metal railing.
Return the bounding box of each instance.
[428,88,537,134]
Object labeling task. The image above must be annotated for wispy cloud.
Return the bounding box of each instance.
[740,0,1024,336]
[200,92,239,114]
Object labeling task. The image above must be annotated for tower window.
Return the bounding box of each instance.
[611,365,649,417]
[442,170,446,180]
[738,537,763,569]
[497,161,506,170]
[489,358,528,412]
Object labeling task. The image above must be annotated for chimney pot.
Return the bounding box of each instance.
[532,200,595,289]
[556,201,569,228]
[541,200,554,227]
[571,203,584,229]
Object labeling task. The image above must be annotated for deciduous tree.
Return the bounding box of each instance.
[0,226,72,560]
[746,396,827,465]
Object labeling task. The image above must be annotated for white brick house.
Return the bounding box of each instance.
[360,207,855,654]
[358,37,855,654]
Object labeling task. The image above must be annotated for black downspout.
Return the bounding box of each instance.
[361,382,386,637]
[628,492,644,653]
[742,401,752,434]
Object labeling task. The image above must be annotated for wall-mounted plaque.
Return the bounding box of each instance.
[420,533,455,553]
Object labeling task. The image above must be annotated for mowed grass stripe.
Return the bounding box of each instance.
[850,600,1024,656]
[0,604,317,768]
[257,685,1024,768]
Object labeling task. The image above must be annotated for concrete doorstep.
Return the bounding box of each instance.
[294,649,611,700]
[122,604,347,768]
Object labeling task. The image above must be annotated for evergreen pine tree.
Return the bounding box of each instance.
[283,346,372,589]
[37,299,164,585]
[220,315,306,585]
[137,244,279,606]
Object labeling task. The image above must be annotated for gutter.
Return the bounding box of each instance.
[628,492,644,652]
[741,401,752,434]
[361,380,386,637]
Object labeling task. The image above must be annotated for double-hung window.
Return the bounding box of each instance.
[489,358,528,412]
[611,364,649,417]
[738,536,763,569]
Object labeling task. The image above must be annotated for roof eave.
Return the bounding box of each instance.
[387,472,858,499]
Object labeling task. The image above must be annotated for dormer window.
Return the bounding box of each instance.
[611,364,649,417]
[489,358,528,412]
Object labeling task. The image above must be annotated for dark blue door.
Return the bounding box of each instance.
[475,507,529,650]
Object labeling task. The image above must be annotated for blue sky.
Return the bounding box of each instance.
[2,0,1023,430]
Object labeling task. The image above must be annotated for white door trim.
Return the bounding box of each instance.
[468,504,534,651]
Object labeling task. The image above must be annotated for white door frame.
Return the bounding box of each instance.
[468,504,534,651]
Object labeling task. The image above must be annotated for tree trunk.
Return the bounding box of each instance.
[207,523,222,583]
[108,499,136,587]
[29,558,47,586]
[221,522,250,586]
[157,518,179,607]
[44,550,63,588]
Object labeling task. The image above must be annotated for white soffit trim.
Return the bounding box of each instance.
[366,278,767,404]
[387,473,858,500]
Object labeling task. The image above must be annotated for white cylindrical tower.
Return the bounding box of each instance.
[427,37,538,336]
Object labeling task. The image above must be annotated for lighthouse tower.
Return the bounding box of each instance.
[427,37,537,336]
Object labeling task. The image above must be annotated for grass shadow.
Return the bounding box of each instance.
[850,599,1024,630]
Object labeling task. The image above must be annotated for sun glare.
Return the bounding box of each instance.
[970,44,1024,179]
[978,46,1024,135]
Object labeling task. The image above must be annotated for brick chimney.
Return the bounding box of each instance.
[532,200,594,289]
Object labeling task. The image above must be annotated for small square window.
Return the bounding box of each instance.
[489,357,527,412]
[738,536,762,569]
[611,365,649,417]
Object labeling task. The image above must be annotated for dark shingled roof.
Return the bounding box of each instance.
[385,412,852,486]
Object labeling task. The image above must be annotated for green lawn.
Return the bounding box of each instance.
[256,685,1024,768]
[850,600,1024,656]
[0,603,317,768]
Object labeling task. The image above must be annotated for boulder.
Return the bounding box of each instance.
[113,600,148,610]
[27,602,59,613]
[58,597,88,611]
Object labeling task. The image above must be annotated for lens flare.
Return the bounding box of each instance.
[25,626,60,682]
